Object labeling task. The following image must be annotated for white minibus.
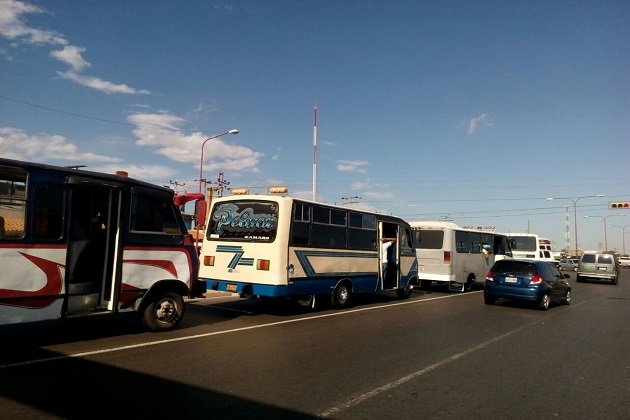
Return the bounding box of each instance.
[410,221,512,292]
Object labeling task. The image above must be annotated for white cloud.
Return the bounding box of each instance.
[337,159,368,173]
[0,0,150,95]
[350,179,394,200]
[94,163,178,185]
[127,112,262,172]
[57,71,151,95]
[467,113,493,135]
[0,126,122,163]
[50,45,90,71]
[0,0,67,45]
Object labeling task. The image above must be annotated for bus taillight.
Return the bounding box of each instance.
[204,255,215,266]
[443,251,451,264]
[257,259,270,270]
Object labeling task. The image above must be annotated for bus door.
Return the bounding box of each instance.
[65,182,122,315]
[379,222,400,290]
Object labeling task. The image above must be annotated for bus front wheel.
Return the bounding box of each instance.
[331,283,352,308]
[142,292,185,332]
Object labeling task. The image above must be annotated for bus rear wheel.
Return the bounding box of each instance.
[142,292,185,332]
[396,283,413,299]
[331,283,351,308]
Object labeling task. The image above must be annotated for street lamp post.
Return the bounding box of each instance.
[546,195,604,256]
[612,225,630,255]
[195,129,239,248]
[198,129,239,194]
[584,214,626,252]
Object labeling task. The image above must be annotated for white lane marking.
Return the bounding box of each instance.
[319,300,587,418]
[0,292,471,370]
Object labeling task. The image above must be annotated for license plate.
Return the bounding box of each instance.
[598,267,607,271]
[226,284,238,292]
[505,276,518,283]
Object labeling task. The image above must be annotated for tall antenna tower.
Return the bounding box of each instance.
[312,106,318,201]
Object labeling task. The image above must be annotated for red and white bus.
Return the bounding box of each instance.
[0,158,204,331]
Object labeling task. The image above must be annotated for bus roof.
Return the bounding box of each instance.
[210,194,411,225]
[408,220,501,234]
[0,157,174,194]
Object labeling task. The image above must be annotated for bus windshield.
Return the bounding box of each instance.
[207,200,278,242]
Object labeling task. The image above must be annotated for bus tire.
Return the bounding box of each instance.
[331,282,351,308]
[396,283,413,299]
[142,292,185,332]
[464,276,474,292]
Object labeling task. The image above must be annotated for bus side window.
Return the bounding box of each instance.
[33,183,64,240]
[130,193,180,234]
[400,228,414,251]
[455,231,470,253]
[0,170,27,240]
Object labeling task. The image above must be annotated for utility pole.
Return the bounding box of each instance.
[168,180,186,193]
[216,172,230,197]
[194,178,213,194]
[564,206,571,252]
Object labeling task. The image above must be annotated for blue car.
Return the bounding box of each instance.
[484,259,571,310]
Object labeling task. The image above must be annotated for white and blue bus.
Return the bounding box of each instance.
[199,195,419,308]
[410,221,512,292]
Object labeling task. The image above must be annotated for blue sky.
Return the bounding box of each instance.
[1,0,629,252]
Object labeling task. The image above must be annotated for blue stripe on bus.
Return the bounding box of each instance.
[217,245,244,252]
[206,274,382,297]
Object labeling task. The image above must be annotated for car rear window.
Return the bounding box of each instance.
[581,254,596,263]
[598,255,614,264]
[492,260,536,275]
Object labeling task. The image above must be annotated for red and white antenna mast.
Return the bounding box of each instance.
[312,106,318,201]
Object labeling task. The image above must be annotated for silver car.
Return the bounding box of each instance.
[577,253,619,285]
[559,258,579,271]
[618,257,630,268]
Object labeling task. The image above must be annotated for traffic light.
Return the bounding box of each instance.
[609,201,630,209]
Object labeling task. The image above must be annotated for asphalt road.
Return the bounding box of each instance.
[1,270,629,419]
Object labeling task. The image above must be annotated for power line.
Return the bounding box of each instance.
[0,94,207,135]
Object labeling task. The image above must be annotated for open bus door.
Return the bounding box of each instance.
[378,222,400,290]
[65,182,122,316]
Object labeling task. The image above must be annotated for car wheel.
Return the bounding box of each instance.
[562,290,571,305]
[612,276,618,285]
[484,295,495,305]
[538,294,550,311]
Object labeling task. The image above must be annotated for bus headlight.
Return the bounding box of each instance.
[287,264,295,275]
